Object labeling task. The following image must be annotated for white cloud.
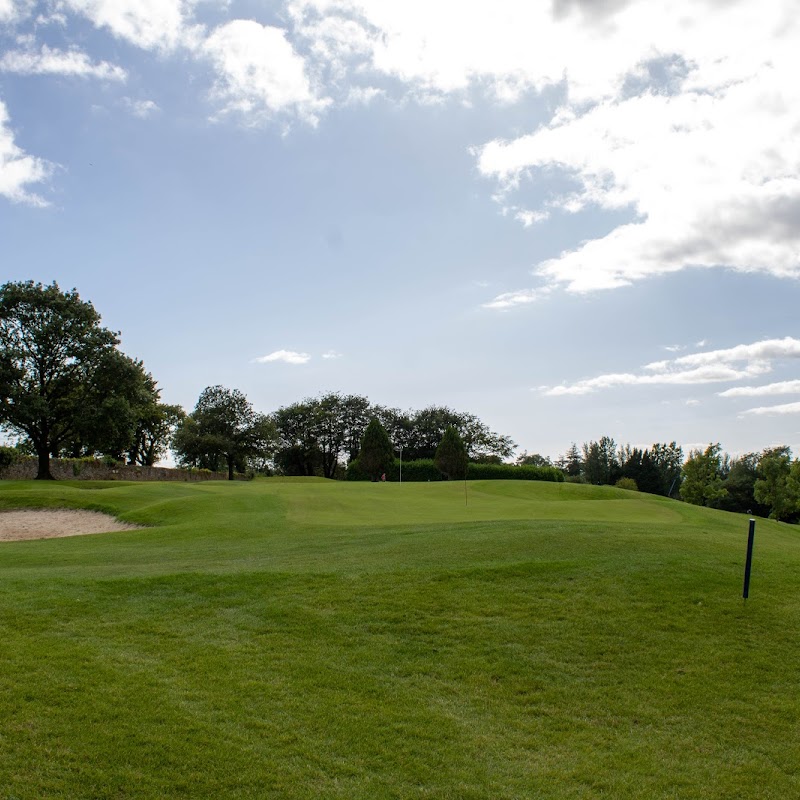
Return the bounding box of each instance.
[254,350,312,365]
[322,350,343,359]
[542,337,800,396]
[122,97,159,117]
[470,0,800,294]
[646,338,800,371]
[0,100,53,206]
[720,380,800,398]
[482,286,551,310]
[59,0,201,51]
[0,45,126,80]
[0,0,20,22]
[741,402,800,417]
[202,19,331,125]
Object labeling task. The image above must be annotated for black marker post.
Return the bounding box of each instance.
[742,519,756,600]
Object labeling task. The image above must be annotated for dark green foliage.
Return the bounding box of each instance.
[516,452,552,467]
[618,447,662,494]
[346,460,565,483]
[61,351,161,462]
[273,393,373,479]
[434,426,468,480]
[377,405,515,462]
[128,401,185,467]
[649,442,684,496]
[719,453,767,515]
[357,417,394,481]
[272,397,515,477]
[581,436,619,485]
[680,443,728,507]
[0,445,19,468]
[754,446,799,521]
[173,386,276,480]
[0,280,145,480]
[557,443,582,477]
[347,458,443,482]
[466,463,565,482]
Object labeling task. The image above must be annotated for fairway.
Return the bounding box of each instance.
[1,478,798,799]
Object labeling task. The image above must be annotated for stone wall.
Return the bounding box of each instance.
[0,458,243,482]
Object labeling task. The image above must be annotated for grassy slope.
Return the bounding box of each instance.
[0,478,798,799]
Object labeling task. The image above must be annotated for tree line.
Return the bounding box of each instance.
[532,437,800,522]
[2,281,798,523]
[0,281,513,481]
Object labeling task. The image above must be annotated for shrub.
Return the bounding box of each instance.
[347,458,443,482]
[0,446,19,469]
[434,426,468,480]
[615,477,639,491]
[466,463,565,482]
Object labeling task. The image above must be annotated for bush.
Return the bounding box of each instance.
[347,458,443,482]
[615,477,639,491]
[346,459,565,483]
[466,463,565,482]
[0,446,20,469]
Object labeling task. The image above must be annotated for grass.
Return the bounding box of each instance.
[0,478,798,798]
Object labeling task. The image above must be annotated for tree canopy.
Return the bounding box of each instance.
[0,280,152,479]
[172,385,275,479]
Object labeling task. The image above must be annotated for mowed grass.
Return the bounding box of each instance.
[0,478,798,799]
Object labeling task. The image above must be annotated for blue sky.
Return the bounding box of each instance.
[2,0,799,462]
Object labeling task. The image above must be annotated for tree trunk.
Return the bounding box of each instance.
[35,447,55,480]
[227,455,234,481]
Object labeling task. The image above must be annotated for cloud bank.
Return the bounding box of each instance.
[542,337,800,397]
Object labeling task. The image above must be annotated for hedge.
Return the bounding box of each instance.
[466,462,564,482]
[346,459,564,483]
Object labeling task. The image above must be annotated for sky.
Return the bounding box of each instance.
[1,0,799,463]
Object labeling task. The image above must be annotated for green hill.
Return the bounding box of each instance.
[1,478,798,798]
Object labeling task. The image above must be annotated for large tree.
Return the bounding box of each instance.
[173,386,275,480]
[60,352,160,462]
[0,280,136,479]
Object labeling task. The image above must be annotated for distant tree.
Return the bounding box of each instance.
[516,452,552,467]
[356,417,394,481]
[650,442,684,497]
[272,393,374,478]
[680,444,727,507]
[173,386,275,479]
[389,405,514,462]
[435,426,468,481]
[0,280,137,480]
[559,443,582,477]
[582,436,618,485]
[273,401,322,476]
[719,453,765,515]
[129,401,185,466]
[618,446,662,494]
[754,446,798,521]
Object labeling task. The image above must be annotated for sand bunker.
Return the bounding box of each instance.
[0,509,142,541]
